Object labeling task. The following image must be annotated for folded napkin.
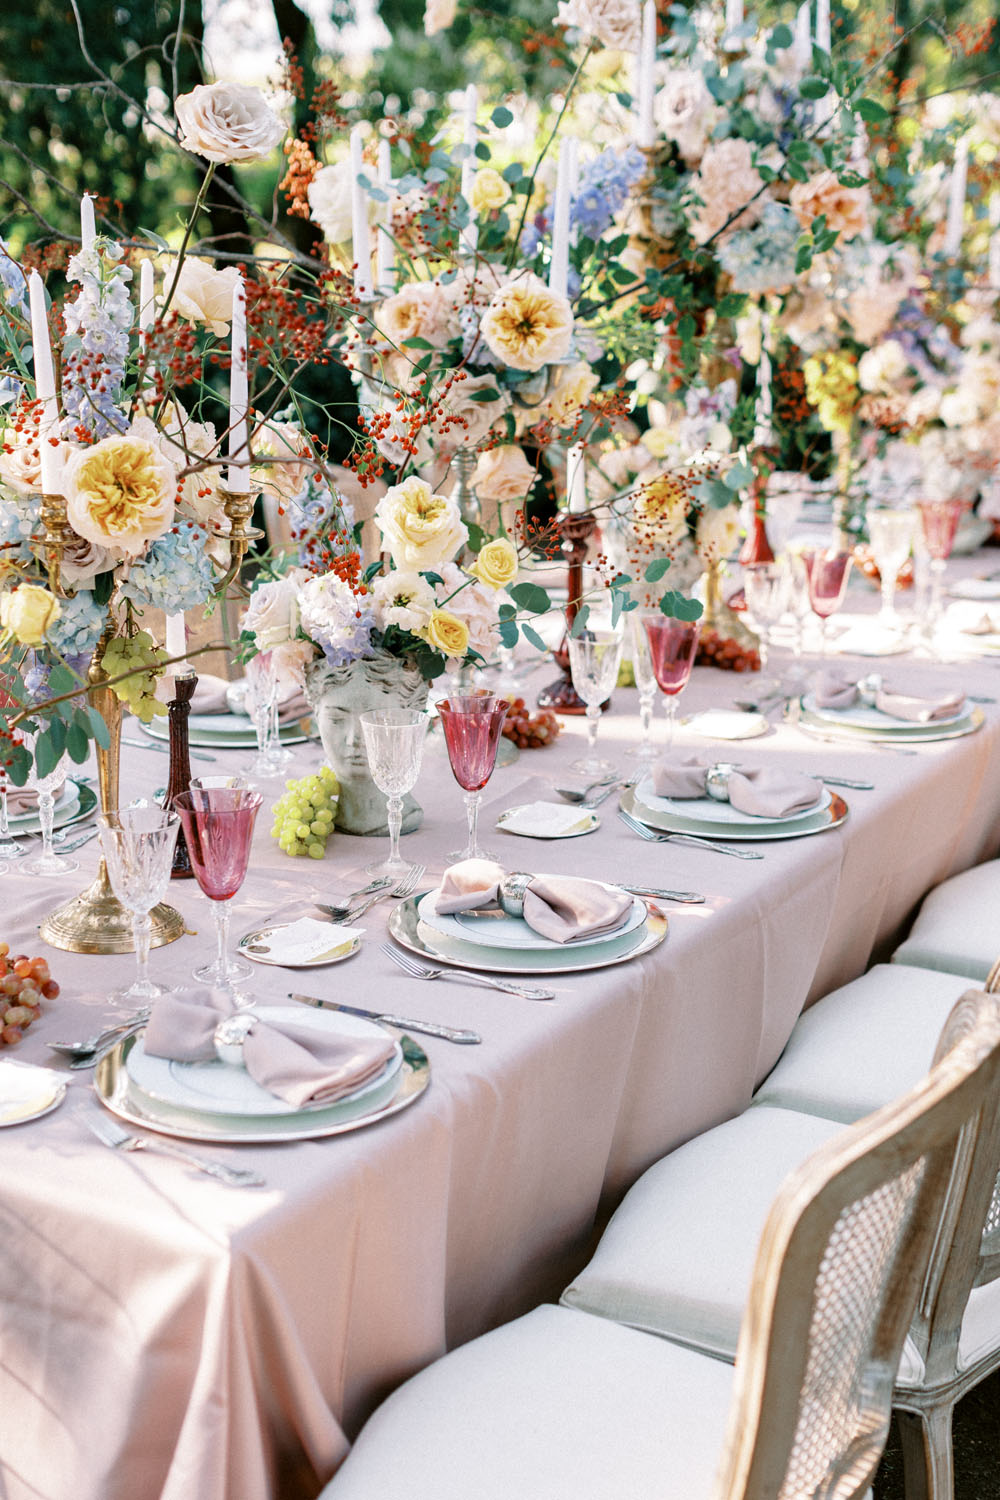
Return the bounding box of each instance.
[436,859,633,944]
[4,781,64,817]
[142,989,396,1110]
[650,756,821,819]
[813,671,964,723]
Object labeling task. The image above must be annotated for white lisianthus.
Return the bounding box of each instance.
[175,82,285,164]
[371,570,437,634]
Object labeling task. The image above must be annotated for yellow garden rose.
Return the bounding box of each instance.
[0,584,61,646]
[423,608,470,658]
[480,274,573,372]
[470,537,519,589]
[64,418,176,560]
[469,169,511,215]
[374,475,468,571]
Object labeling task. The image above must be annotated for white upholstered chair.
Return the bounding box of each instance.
[319,991,1000,1500]
[563,981,1000,1500]
[891,860,1000,985]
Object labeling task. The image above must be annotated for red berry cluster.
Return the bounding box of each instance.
[0,943,59,1047]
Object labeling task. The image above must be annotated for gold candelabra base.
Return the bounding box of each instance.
[39,865,184,954]
[700,558,758,648]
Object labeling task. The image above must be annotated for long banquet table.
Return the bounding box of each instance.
[4,566,1000,1500]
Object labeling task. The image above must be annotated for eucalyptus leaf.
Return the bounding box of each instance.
[521,623,547,653]
[509,581,550,614]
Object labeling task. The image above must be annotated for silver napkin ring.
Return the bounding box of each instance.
[214,1013,256,1067]
[498,871,533,918]
[704,763,738,803]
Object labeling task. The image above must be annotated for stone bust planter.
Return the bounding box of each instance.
[304,654,429,836]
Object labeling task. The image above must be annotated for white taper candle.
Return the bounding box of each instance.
[793,2,811,68]
[460,83,479,256]
[549,138,578,299]
[139,259,155,339]
[814,0,830,53]
[636,0,657,150]
[376,138,396,294]
[567,443,587,514]
[350,125,373,300]
[28,270,59,495]
[724,0,744,41]
[80,193,96,252]
[944,137,969,259]
[164,613,187,669]
[227,273,250,494]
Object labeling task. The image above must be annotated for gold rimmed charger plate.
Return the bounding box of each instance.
[619,785,849,842]
[238,924,363,968]
[94,1030,430,1144]
[388,892,668,975]
[796,701,984,744]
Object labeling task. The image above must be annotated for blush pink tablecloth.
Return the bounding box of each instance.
[4,559,1000,1500]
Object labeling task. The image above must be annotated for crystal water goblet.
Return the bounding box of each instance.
[867,507,916,635]
[438,693,509,861]
[801,548,853,656]
[642,616,701,751]
[266,696,294,771]
[359,708,429,879]
[244,652,282,780]
[174,784,262,993]
[917,499,966,641]
[99,805,180,1009]
[567,629,624,777]
[742,562,790,689]
[0,765,23,862]
[626,613,659,762]
[21,732,77,877]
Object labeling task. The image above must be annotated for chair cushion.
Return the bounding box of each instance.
[320,1306,735,1500]
[892,861,1000,983]
[896,1276,1000,1387]
[753,965,973,1123]
[562,1107,843,1359]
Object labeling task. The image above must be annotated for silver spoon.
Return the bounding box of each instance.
[49,1010,150,1061]
[554,774,618,804]
[315,875,392,923]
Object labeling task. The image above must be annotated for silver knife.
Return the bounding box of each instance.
[122,736,218,764]
[619,883,706,904]
[55,828,100,855]
[289,992,482,1045]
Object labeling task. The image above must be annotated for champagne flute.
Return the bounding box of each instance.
[567,629,624,777]
[438,693,509,861]
[626,613,659,762]
[642,616,701,751]
[174,784,262,994]
[867,507,916,635]
[917,499,966,640]
[801,548,853,656]
[742,562,790,690]
[99,805,180,1009]
[21,731,77,877]
[359,708,429,878]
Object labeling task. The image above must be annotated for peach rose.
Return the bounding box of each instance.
[424,0,457,33]
[689,139,765,244]
[790,170,870,244]
[376,281,458,351]
[253,420,314,503]
[473,445,537,502]
[480,274,573,372]
[175,82,285,164]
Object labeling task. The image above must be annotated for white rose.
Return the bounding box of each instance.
[556,0,641,50]
[175,82,285,164]
[424,0,457,34]
[308,162,354,245]
[905,386,943,426]
[473,445,537,502]
[243,572,305,651]
[375,475,468,571]
[163,258,240,336]
[858,339,909,394]
[371,569,437,634]
[939,388,981,429]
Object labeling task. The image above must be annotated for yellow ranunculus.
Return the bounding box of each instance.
[469,168,511,215]
[470,538,518,590]
[423,609,470,659]
[0,584,61,646]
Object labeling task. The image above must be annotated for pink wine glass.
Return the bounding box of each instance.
[438,693,509,861]
[801,548,853,655]
[174,784,262,994]
[643,617,701,751]
[918,499,967,634]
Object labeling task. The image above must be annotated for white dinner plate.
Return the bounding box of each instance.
[0,1059,66,1126]
[238,919,364,968]
[801,692,968,732]
[797,702,983,744]
[684,709,770,740]
[948,578,1000,601]
[417,887,647,951]
[125,1006,403,1118]
[633,775,831,826]
[619,785,849,842]
[8,780,97,837]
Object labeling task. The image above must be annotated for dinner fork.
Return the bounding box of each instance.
[81,1109,264,1187]
[617,807,764,860]
[347,864,426,920]
[381,943,556,1001]
[315,876,392,922]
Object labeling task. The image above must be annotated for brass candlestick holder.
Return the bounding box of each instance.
[536,510,598,715]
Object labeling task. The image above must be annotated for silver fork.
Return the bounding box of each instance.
[348,864,426,920]
[381,943,556,1001]
[617,807,764,860]
[81,1109,264,1186]
[315,876,392,922]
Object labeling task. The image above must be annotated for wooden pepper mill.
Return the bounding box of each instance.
[166,669,197,878]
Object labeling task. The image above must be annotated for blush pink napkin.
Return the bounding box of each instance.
[650,755,712,799]
[650,757,821,818]
[813,671,964,723]
[143,989,397,1109]
[436,859,633,943]
[4,782,64,817]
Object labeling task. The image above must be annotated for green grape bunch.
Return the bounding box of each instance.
[271,766,340,858]
[101,631,169,724]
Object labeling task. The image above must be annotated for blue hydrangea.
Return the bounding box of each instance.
[119,521,216,613]
[287,476,356,554]
[570,145,646,241]
[0,491,41,564]
[716,201,800,294]
[46,590,106,658]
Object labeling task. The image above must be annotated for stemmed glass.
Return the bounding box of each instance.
[174,783,263,993]
[0,765,23,862]
[642,617,701,751]
[626,613,659,762]
[438,693,509,861]
[359,708,429,878]
[917,499,966,640]
[801,548,853,656]
[267,696,294,772]
[21,731,77,877]
[567,629,624,776]
[99,805,180,1009]
[244,652,282,780]
[867,507,916,636]
[742,562,790,690]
